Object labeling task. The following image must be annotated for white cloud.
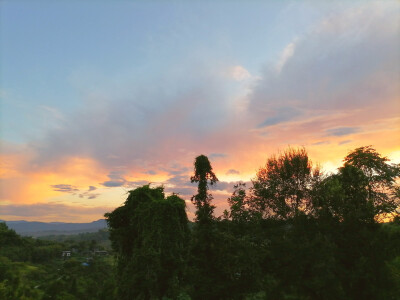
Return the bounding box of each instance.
[276,41,296,73]
[250,1,399,122]
[229,65,251,81]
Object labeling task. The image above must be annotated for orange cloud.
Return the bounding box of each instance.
[0,155,106,204]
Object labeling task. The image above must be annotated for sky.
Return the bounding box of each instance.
[0,0,399,222]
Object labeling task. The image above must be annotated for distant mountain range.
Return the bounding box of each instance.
[0,219,107,237]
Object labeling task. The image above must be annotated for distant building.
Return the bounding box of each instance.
[94,250,108,256]
[62,251,71,259]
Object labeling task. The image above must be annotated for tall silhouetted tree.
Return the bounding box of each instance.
[190,155,225,299]
[191,155,218,225]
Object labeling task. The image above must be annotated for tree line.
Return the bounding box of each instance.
[0,223,115,299]
[106,146,400,299]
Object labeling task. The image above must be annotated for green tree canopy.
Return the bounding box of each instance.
[249,147,320,220]
[343,146,400,220]
[105,185,189,300]
[313,146,400,223]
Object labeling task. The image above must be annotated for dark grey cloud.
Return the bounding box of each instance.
[257,107,301,128]
[51,184,79,193]
[160,165,190,176]
[226,169,240,175]
[338,139,352,145]
[78,192,100,199]
[162,174,195,197]
[325,127,360,137]
[100,170,151,189]
[51,184,99,199]
[169,187,196,198]
[102,180,125,187]
[209,153,227,159]
[101,171,127,187]
[312,141,330,146]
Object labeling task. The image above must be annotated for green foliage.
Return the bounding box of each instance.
[226,182,250,223]
[343,145,400,219]
[38,229,111,251]
[0,222,116,300]
[314,146,400,224]
[105,185,189,300]
[2,146,400,299]
[250,147,320,220]
[191,154,218,224]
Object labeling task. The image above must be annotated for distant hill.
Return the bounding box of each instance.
[0,219,107,237]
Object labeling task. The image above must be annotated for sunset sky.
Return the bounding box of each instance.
[1,1,399,222]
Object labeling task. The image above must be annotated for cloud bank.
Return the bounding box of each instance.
[1,1,399,222]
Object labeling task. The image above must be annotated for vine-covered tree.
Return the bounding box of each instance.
[105,185,189,300]
[191,155,218,225]
[190,155,223,299]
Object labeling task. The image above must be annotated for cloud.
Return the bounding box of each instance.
[164,174,195,196]
[0,203,113,222]
[325,127,360,137]
[100,171,127,187]
[209,153,227,159]
[312,141,330,146]
[51,184,100,199]
[1,1,399,219]
[102,180,125,187]
[276,42,296,73]
[124,180,149,188]
[257,107,301,128]
[51,184,79,193]
[28,61,237,172]
[250,2,399,118]
[39,105,65,121]
[14,2,399,181]
[160,164,190,176]
[338,139,352,145]
[229,65,251,81]
[226,169,240,175]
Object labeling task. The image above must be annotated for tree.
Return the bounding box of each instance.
[249,147,320,220]
[310,147,400,298]
[189,155,224,299]
[312,165,373,224]
[191,155,218,225]
[105,185,189,300]
[226,182,250,223]
[343,146,400,220]
[314,146,400,223]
